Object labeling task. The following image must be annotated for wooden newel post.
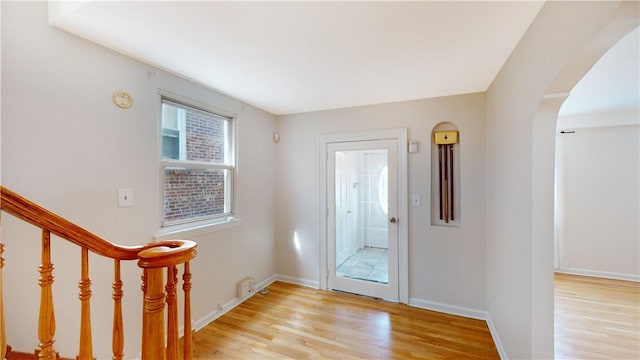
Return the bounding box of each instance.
[140,272,147,357]
[141,268,165,360]
[137,240,197,360]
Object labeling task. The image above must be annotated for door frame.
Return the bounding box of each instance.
[319,128,408,303]
[327,139,399,300]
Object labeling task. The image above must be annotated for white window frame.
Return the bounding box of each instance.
[155,90,240,240]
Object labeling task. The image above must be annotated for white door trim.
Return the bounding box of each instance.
[319,128,408,303]
[327,139,399,301]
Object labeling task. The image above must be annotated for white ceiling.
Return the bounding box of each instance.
[559,27,639,119]
[49,1,546,115]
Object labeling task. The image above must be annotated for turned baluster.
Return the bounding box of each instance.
[182,261,193,360]
[138,240,196,360]
[112,260,124,360]
[166,266,178,360]
[141,268,165,360]
[0,213,6,360]
[38,230,56,360]
[77,248,94,360]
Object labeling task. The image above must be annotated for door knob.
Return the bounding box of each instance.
[390,217,397,224]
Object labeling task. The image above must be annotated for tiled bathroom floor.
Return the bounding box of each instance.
[336,247,388,283]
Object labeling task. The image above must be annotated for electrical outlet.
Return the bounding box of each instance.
[490,294,496,310]
[237,277,255,298]
[217,303,222,311]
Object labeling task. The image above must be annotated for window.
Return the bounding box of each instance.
[160,96,235,228]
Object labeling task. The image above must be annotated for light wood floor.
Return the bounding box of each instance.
[191,281,499,359]
[555,273,640,360]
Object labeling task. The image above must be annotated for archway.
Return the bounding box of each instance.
[531,2,639,357]
[485,1,639,358]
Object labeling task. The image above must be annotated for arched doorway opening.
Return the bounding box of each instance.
[531,3,638,357]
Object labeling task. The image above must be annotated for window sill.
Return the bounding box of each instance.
[154,217,242,241]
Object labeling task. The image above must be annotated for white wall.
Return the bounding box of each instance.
[275,93,487,312]
[486,1,626,358]
[1,2,276,358]
[556,119,639,280]
[559,109,640,129]
[531,96,566,358]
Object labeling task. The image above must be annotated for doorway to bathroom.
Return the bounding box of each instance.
[324,137,403,301]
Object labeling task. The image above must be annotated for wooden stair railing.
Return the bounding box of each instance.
[0,186,197,360]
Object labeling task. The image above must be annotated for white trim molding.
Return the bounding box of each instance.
[155,217,242,240]
[276,274,320,289]
[485,313,508,360]
[410,297,506,359]
[409,298,487,321]
[193,274,277,332]
[557,268,640,283]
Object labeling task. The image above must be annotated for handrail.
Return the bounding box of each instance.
[0,186,146,260]
[0,186,197,360]
[137,240,197,268]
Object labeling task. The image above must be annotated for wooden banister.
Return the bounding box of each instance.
[138,242,196,360]
[112,260,124,360]
[182,262,193,360]
[78,247,93,360]
[0,187,146,260]
[38,230,56,360]
[136,241,197,268]
[166,266,178,360]
[140,268,165,360]
[0,186,197,360]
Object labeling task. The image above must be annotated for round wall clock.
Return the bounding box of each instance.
[112,91,133,109]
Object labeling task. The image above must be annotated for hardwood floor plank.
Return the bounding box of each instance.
[192,281,498,359]
[555,273,640,360]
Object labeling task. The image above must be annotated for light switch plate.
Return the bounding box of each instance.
[118,188,133,207]
[412,194,421,207]
[408,141,419,153]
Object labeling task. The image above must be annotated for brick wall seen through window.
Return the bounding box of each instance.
[162,100,231,224]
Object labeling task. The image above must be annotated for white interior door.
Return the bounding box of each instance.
[335,152,358,266]
[327,139,398,301]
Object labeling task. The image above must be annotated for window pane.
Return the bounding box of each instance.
[164,168,229,223]
[161,101,228,164]
[162,128,180,160]
[161,103,185,160]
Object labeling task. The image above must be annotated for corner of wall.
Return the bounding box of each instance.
[485,313,508,360]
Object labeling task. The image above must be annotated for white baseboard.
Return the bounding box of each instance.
[257,273,279,291]
[485,313,508,360]
[275,274,320,289]
[409,298,506,359]
[192,294,242,332]
[558,268,639,282]
[192,274,278,332]
[409,297,487,320]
